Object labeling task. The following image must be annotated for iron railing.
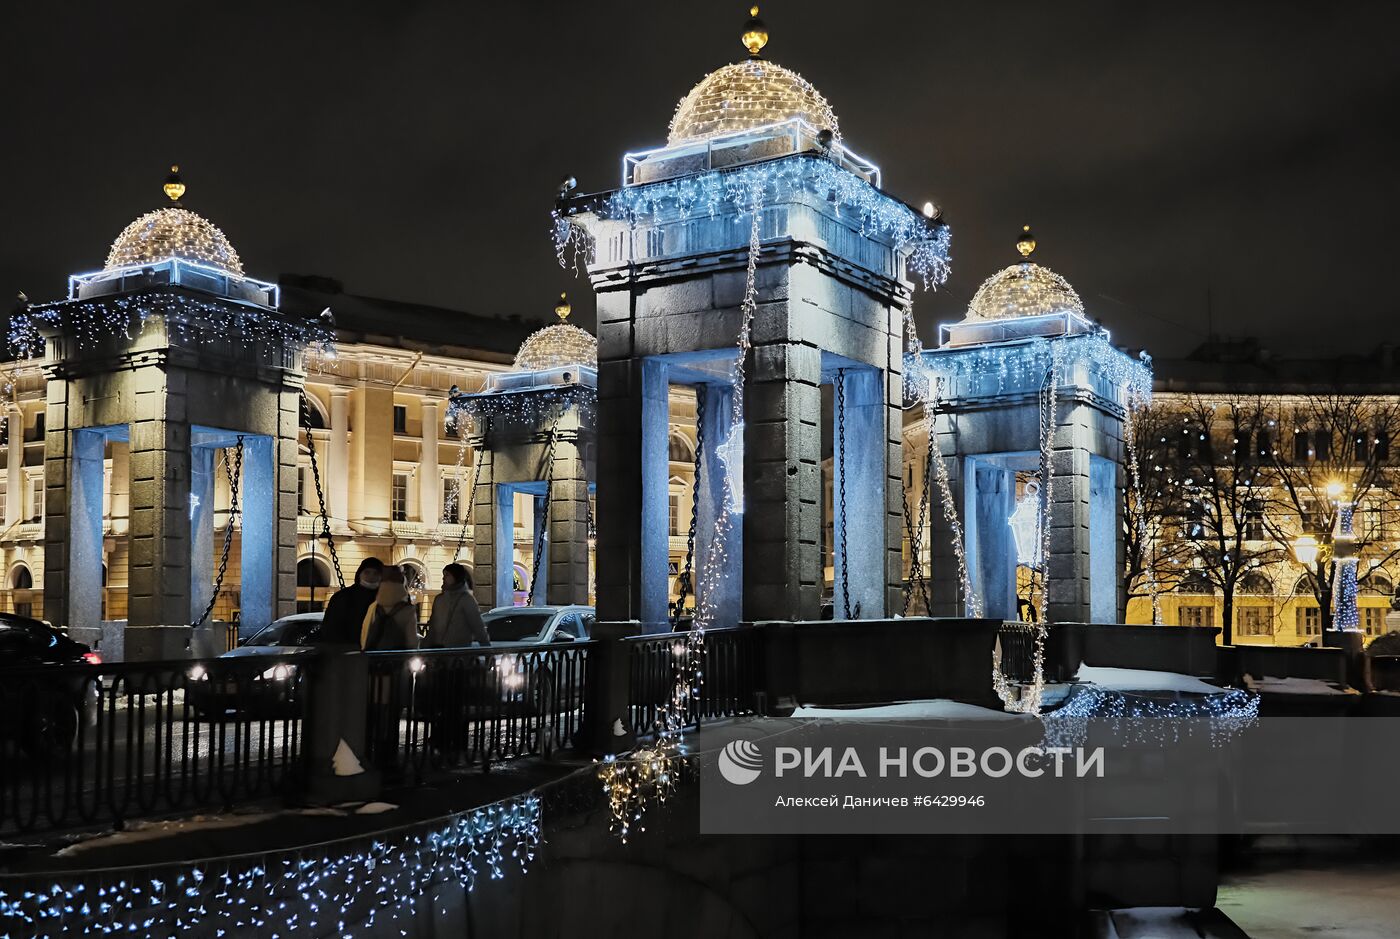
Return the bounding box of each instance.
[0,654,305,834]
[363,643,591,784]
[996,622,1040,684]
[626,627,762,734]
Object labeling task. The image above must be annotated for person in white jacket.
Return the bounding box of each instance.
[424,563,490,648]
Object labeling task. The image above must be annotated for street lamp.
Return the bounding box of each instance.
[1292,533,1321,567]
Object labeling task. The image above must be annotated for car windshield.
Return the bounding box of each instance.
[483,612,553,642]
[245,618,319,647]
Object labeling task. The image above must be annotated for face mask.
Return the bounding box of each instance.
[361,574,382,590]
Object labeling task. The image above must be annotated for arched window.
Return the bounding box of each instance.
[668,432,694,464]
[1177,570,1215,594]
[399,560,426,594]
[1240,571,1274,595]
[11,564,33,619]
[296,557,332,589]
[302,395,329,430]
[1362,572,1394,596]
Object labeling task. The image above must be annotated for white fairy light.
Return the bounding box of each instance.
[105,206,244,277]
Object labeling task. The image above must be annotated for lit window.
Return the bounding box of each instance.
[442,478,460,524]
[1178,605,1213,627]
[391,473,409,522]
[1237,606,1272,637]
[669,493,680,537]
[1296,606,1321,636]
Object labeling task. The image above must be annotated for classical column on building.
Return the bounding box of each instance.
[328,387,350,524]
[420,399,441,527]
[5,404,22,528]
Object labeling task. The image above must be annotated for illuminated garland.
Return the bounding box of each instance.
[1333,502,1360,630]
[448,384,597,430]
[0,795,539,937]
[924,394,980,618]
[9,291,335,361]
[1040,685,1260,750]
[555,155,952,291]
[668,59,841,145]
[910,332,1153,408]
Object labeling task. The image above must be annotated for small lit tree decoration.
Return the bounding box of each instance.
[1007,478,1044,569]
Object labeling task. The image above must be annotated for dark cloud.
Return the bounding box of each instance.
[2,0,1396,357]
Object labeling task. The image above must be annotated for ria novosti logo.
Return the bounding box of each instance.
[718,740,764,785]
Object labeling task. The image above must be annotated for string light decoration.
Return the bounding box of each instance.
[1333,501,1360,630]
[964,227,1082,321]
[512,293,598,372]
[103,168,244,277]
[668,59,840,146]
[924,394,981,618]
[1008,478,1044,569]
[554,155,952,292]
[666,6,839,145]
[1041,685,1260,751]
[9,290,336,362]
[0,795,540,937]
[447,383,596,430]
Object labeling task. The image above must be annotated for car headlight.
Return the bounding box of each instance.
[259,664,293,681]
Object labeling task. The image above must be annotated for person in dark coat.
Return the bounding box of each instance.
[319,557,383,646]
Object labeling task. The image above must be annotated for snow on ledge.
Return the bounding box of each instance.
[1077,665,1224,696]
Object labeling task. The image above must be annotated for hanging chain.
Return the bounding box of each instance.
[527,410,562,605]
[192,436,243,629]
[300,393,344,590]
[672,391,707,627]
[453,413,483,561]
[836,370,851,619]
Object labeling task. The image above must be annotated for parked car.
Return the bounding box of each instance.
[475,605,594,714]
[0,613,101,756]
[186,613,322,720]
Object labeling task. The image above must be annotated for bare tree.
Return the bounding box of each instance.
[1124,402,1193,617]
[1263,395,1400,631]
[1169,395,1285,644]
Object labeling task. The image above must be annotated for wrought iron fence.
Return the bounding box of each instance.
[363,642,591,785]
[0,654,305,834]
[626,627,762,734]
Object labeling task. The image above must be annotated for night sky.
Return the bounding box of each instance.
[3,1,1397,358]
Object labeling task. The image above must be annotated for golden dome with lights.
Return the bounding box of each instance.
[512,294,598,372]
[667,7,839,146]
[964,226,1084,321]
[104,166,244,277]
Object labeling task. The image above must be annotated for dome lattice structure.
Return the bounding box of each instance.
[513,322,597,372]
[667,59,840,145]
[965,263,1084,321]
[104,206,244,277]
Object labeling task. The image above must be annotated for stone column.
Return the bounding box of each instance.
[359,385,393,527]
[546,415,591,607]
[470,447,497,609]
[6,404,22,528]
[126,403,194,659]
[188,445,215,623]
[928,412,968,617]
[328,387,350,523]
[420,399,440,526]
[493,480,515,609]
[968,458,1016,621]
[638,359,671,629]
[743,338,822,622]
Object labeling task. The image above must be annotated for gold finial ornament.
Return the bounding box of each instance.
[741,5,768,57]
[554,292,572,321]
[163,164,186,203]
[1016,224,1036,259]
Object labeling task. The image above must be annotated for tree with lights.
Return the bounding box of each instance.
[1123,402,1194,617]
[1161,395,1285,644]
[1261,394,1400,633]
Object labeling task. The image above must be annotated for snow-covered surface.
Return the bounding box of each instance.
[1077,665,1223,695]
[791,700,1024,722]
[1090,907,1246,938]
[1241,675,1355,696]
[1220,861,1400,938]
[54,812,278,856]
